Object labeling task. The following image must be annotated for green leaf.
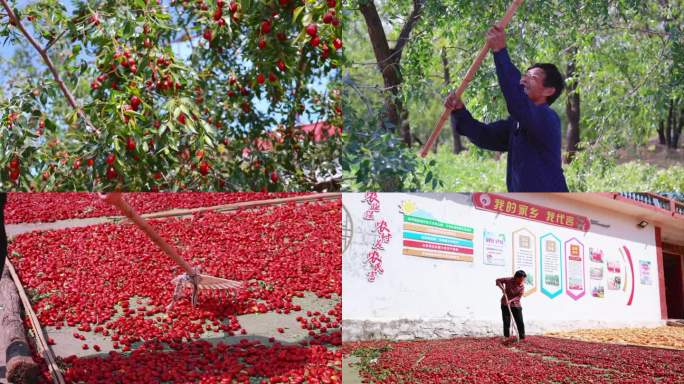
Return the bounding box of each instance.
[293,6,304,22]
[204,135,213,147]
[301,11,313,27]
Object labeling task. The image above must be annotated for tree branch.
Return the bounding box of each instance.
[358,0,393,71]
[393,0,426,56]
[1,0,100,135]
[45,29,67,51]
[173,4,195,49]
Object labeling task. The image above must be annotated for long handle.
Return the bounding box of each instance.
[109,195,196,276]
[419,0,524,157]
[502,287,520,340]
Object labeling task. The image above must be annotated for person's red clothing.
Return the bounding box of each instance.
[496,277,524,308]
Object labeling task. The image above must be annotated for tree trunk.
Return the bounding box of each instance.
[564,50,580,164]
[666,99,674,147]
[442,47,463,154]
[657,120,666,145]
[381,68,410,145]
[674,105,683,149]
[359,0,425,147]
[0,265,40,384]
[411,133,423,146]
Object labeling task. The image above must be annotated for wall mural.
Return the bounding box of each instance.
[472,193,591,232]
[483,230,506,266]
[540,233,562,299]
[589,247,605,298]
[345,193,648,307]
[400,199,474,262]
[513,228,538,296]
[565,238,586,300]
[362,192,391,283]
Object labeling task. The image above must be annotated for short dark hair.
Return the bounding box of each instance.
[528,63,565,105]
[514,270,527,278]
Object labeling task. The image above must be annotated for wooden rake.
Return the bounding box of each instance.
[499,283,520,342]
[419,0,525,157]
[102,193,242,307]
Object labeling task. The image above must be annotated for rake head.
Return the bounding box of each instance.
[167,268,243,309]
[190,274,243,290]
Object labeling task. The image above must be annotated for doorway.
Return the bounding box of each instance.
[663,252,684,319]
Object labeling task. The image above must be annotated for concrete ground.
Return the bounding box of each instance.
[45,292,339,360]
[545,326,684,350]
[1,202,340,383]
[5,216,115,239]
[342,326,684,383]
[342,355,363,384]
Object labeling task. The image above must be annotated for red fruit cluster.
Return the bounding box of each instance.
[261,20,272,34]
[198,161,210,176]
[7,157,20,181]
[61,341,341,383]
[37,119,45,135]
[343,336,684,383]
[126,137,136,151]
[4,192,308,224]
[177,113,187,125]
[11,197,340,382]
[130,95,141,111]
[9,198,340,335]
[106,166,118,180]
[106,153,116,165]
[89,12,100,25]
[295,305,342,347]
[518,336,684,379]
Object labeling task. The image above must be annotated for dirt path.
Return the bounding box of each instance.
[616,139,684,168]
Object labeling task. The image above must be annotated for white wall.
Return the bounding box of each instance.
[342,193,664,341]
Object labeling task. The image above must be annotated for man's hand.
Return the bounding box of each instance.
[486,25,506,52]
[445,92,465,110]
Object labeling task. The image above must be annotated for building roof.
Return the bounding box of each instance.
[241,122,340,156]
[297,122,341,143]
[562,193,684,245]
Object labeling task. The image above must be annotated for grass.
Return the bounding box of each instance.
[350,345,394,382]
[421,144,684,191]
[422,145,507,191]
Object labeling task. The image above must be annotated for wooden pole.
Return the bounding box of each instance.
[0,265,39,384]
[135,192,342,220]
[5,261,65,384]
[419,0,524,157]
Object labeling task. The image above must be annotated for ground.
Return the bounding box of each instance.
[1,193,341,384]
[342,327,684,383]
[616,139,683,168]
[546,326,684,350]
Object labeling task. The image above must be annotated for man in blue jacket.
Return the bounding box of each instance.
[446,26,569,192]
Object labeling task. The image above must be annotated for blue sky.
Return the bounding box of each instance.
[1,0,334,125]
